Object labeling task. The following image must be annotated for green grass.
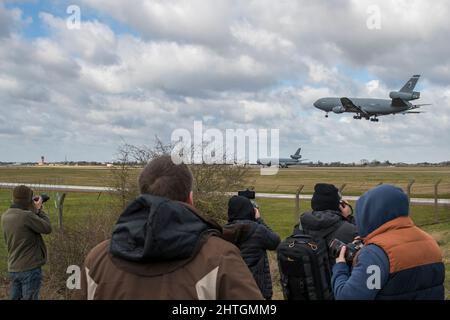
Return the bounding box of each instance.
[0,167,449,299]
[1,166,450,198]
[421,222,450,300]
[246,167,450,198]
[0,166,116,187]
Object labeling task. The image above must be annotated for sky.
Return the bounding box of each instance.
[0,0,449,163]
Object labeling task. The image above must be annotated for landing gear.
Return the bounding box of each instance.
[353,114,362,120]
[370,117,379,122]
[325,113,329,118]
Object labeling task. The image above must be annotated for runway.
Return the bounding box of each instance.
[1,182,449,206]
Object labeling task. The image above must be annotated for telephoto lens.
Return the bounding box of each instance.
[329,238,363,264]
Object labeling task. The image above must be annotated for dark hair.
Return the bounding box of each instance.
[138,155,193,202]
[13,185,34,209]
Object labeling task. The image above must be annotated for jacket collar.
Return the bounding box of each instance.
[10,203,30,211]
[176,201,223,233]
[364,216,414,242]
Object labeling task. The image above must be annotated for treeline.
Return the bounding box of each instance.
[310,160,450,167]
[1,161,450,167]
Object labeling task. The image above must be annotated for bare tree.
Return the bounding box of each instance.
[109,144,139,208]
[110,138,250,223]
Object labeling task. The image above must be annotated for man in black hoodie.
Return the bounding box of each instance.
[225,196,281,300]
[80,156,263,300]
[298,183,357,265]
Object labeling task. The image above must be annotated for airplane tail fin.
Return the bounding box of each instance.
[290,148,302,160]
[400,75,420,93]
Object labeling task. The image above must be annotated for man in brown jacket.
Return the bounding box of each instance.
[1,185,52,300]
[80,155,263,300]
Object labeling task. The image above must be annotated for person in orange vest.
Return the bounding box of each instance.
[332,184,445,300]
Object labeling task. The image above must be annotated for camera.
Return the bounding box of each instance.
[238,189,258,208]
[34,193,50,203]
[329,238,363,264]
[339,200,354,215]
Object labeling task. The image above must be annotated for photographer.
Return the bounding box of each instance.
[1,185,52,300]
[296,183,357,266]
[332,184,445,300]
[225,195,281,300]
[80,156,263,300]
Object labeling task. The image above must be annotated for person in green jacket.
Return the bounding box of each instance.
[1,185,52,300]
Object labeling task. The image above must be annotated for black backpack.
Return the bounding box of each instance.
[277,227,333,300]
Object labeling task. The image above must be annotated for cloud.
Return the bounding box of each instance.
[0,0,449,163]
[0,2,29,38]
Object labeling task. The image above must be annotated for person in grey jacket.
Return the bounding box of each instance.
[225,195,281,300]
[1,185,52,300]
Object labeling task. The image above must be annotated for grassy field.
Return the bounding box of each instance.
[1,166,450,198]
[0,166,449,299]
[247,166,450,198]
[0,166,115,187]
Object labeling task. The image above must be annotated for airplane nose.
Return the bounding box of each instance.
[313,100,321,109]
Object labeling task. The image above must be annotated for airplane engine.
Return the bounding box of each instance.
[332,106,345,113]
[389,91,420,101]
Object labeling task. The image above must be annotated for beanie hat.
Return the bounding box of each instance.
[311,183,341,212]
[13,185,33,209]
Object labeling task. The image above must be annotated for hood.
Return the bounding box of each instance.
[356,184,409,238]
[227,195,255,222]
[110,194,221,263]
[300,210,343,231]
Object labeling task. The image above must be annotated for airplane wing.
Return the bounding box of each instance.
[340,97,370,116]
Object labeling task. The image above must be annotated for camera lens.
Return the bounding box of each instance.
[329,239,345,258]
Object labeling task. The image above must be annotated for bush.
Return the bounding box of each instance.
[44,207,120,299]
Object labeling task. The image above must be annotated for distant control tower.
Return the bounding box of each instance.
[39,156,45,166]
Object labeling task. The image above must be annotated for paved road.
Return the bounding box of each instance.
[254,192,450,205]
[0,182,116,193]
[1,182,449,205]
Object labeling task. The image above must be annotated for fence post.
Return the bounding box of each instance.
[407,180,415,209]
[295,185,304,221]
[57,193,67,230]
[434,179,442,223]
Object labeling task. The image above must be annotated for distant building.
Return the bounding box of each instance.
[38,156,45,166]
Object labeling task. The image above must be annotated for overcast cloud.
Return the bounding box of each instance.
[0,0,449,163]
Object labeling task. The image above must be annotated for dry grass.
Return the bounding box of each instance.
[425,225,450,299]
